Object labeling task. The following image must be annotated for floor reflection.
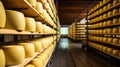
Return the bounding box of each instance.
[58,38,69,50]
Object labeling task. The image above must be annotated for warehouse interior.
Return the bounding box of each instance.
[0,0,120,67]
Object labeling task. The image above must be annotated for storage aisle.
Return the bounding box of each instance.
[49,38,116,67]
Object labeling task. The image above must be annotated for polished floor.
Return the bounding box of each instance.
[48,38,117,67]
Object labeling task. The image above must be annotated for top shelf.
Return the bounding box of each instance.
[88,0,112,15]
[1,0,54,27]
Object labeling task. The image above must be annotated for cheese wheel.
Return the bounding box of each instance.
[30,41,42,52]
[107,48,113,53]
[113,28,119,33]
[36,2,43,14]
[0,1,6,28]
[5,10,25,31]
[113,0,119,6]
[113,18,119,24]
[107,3,112,9]
[2,45,25,65]
[25,64,35,67]
[112,50,119,56]
[0,49,5,67]
[113,38,119,44]
[107,29,112,33]
[31,58,42,67]
[107,11,112,17]
[36,21,43,33]
[103,47,107,51]
[113,9,119,15]
[25,17,36,32]
[18,43,35,58]
[41,0,47,4]
[107,38,113,43]
[107,20,112,25]
[37,55,46,65]
[27,0,36,7]
[103,6,107,11]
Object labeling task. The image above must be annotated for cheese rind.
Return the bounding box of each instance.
[0,1,6,28]
[0,49,5,67]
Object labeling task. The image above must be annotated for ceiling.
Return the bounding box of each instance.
[56,0,102,25]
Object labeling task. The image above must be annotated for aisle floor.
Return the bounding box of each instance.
[49,38,116,67]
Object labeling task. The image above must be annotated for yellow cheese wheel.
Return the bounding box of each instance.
[107,29,112,33]
[113,28,119,33]
[36,21,43,33]
[113,0,119,6]
[103,6,107,11]
[107,20,112,25]
[18,43,35,58]
[107,38,113,43]
[35,2,43,14]
[27,0,36,7]
[113,18,119,24]
[25,64,35,67]
[112,50,119,56]
[25,17,36,32]
[107,48,113,53]
[113,38,119,44]
[41,0,47,4]
[0,49,5,67]
[5,10,25,31]
[37,55,46,65]
[30,41,42,52]
[2,45,25,65]
[107,11,112,17]
[119,17,120,23]
[0,1,6,28]
[113,9,119,15]
[31,58,42,67]
[103,13,107,19]
[103,47,107,52]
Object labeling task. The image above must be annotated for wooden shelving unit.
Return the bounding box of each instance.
[87,0,120,61]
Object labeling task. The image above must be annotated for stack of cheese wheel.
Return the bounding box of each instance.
[0,49,5,67]
[25,17,36,32]
[107,48,113,54]
[5,10,25,31]
[35,21,43,33]
[18,43,35,58]
[0,0,6,29]
[2,45,25,65]
[31,58,42,67]
[113,38,119,44]
[25,64,35,67]
[36,2,43,14]
[112,49,119,56]
[30,41,42,52]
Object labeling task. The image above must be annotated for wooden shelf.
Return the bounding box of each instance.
[88,33,120,35]
[88,0,112,15]
[0,29,57,35]
[1,0,54,27]
[89,13,120,25]
[88,23,120,29]
[89,39,120,48]
[90,46,120,60]
[89,3,120,19]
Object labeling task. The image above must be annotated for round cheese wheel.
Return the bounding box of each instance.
[25,64,35,67]
[113,18,119,24]
[0,1,6,28]
[27,0,36,7]
[113,28,119,33]
[112,50,119,56]
[107,29,112,33]
[2,45,25,65]
[25,17,36,32]
[113,9,119,15]
[107,20,112,25]
[35,2,43,14]
[5,10,25,31]
[107,38,113,43]
[103,47,107,52]
[0,49,5,67]
[18,43,35,58]
[35,21,43,33]
[31,58,42,67]
[107,48,113,53]
[107,11,112,17]
[113,0,119,6]
[37,55,46,65]
[113,38,119,44]
[107,3,112,9]
[30,41,42,52]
